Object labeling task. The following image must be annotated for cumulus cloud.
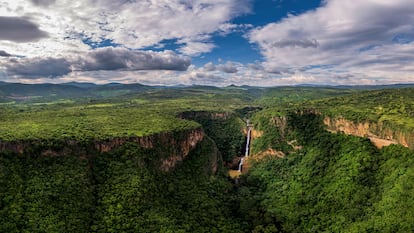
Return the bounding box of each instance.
[0,0,251,57]
[248,0,414,83]
[178,41,216,56]
[78,48,191,72]
[188,72,226,85]
[2,48,191,78]
[0,16,48,42]
[31,0,56,7]
[3,0,414,86]
[6,57,409,86]
[5,57,72,78]
[179,60,413,87]
[200,61,240,74]
[218,23,253,35]
[203,62,216,71]
[217,61,238,73]
[272,38,319,48]
[247,63,264,71]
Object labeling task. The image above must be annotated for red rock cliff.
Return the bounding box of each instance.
[94,128,205,171]
[324,117,414,149]
[0,128,205,172]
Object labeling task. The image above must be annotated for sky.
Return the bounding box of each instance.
[0,0,414,86]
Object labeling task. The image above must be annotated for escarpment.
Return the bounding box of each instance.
[324,117,414,149]
[0,127,207,172]
[255,111,414,151]
[271,110,414,149]
[94,128,204,154]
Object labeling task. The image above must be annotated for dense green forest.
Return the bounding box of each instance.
[179,111,246,162]
[0,139,243,232]
[1,83,414,232]
[0,86,251,141]
[239,111,414,232]
[310,87,414,128]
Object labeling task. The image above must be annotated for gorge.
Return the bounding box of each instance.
[1,85,414,232]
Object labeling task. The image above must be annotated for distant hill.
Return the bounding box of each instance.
[0,82,155,102]
[296,83,414,89]
[1,81,413,103]
[0,83,89,102]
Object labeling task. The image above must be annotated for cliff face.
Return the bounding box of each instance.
[0,141,30,154]
[0,128,205,172]
[324,117,414,149]
[256,113,414,150]
[94,128,203,153]
[271,116,288,138]
[95,128,205,172]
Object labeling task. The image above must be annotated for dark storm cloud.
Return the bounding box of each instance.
[5,57,72,78]
[272,38,319,48]
[31,0,56,7]
[0,51,11,57]
[3,48,191,78]
[0,17,49,42]
[79,48,191,71]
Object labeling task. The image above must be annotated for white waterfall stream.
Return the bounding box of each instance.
[238,122,252,172]
[238,158,244,172]
[245,127,251,157]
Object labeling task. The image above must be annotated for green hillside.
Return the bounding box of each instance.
[1,84,414,232]
[239,111,414,232]
[0,86,254,141]
[310,87,414,127]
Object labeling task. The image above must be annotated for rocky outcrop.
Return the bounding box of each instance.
[0,141,30,154]
[94,128,203,153]
[94,128,205,172]
[271,116,288,138]
[0,128,205,172]
[324,117,414,149]
[158,129,205,172]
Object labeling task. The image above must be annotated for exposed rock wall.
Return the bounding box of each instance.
[0,141,30,154]
[94,128,203,153]
[255,113,413,150]
[0,128,205,172]
[324,117,414,149]
[271,116,288,138]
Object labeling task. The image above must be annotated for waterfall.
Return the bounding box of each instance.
[238,158,244,172]
[238,120,252,173]
[245,127,251,157]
